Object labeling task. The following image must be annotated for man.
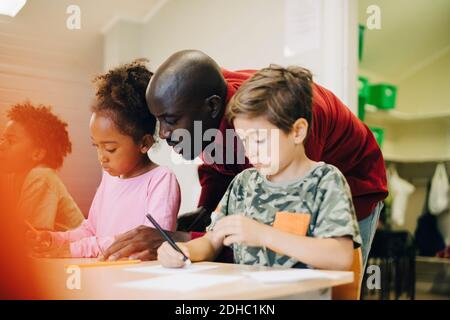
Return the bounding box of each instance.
[102,50,387,265]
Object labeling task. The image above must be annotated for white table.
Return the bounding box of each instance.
[35,258,353,300]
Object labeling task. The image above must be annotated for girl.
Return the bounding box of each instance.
[157,65,361,271]
[29,59,181,258]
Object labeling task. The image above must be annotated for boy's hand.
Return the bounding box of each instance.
[26,230,53,253]
[213,215,268,247]
[157,241,190,268]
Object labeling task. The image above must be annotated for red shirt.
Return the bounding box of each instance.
[198,69,388,221]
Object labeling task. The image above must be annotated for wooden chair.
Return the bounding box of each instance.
[332,248,363,300]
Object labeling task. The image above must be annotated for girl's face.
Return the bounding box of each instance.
[89,112,152,178]
[233,115,306,177]
[0,121,41,173]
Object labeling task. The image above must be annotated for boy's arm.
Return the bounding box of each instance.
[183,231,224,262]
[262,226,354,270]
[213,214,354,270]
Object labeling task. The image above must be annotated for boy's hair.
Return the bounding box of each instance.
[92,58,156,142]
[226,64,313,134]
[7,102,72,169]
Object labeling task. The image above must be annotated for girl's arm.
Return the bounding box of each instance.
[51,174,106,247]
[67,235,114,258]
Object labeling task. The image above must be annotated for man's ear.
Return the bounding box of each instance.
[31,148,46,162]
[205,95,223,119]
[140,134,155,154]
[292,118,309,145]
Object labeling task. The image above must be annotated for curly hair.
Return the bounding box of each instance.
[7,102,72,169]
[226,64,313,134]
[92,59,156,142]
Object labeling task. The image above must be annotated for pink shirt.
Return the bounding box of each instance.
[52,166,181,258]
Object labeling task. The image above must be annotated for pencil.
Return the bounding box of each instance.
[25,220,38,233]
[146,214,191,265]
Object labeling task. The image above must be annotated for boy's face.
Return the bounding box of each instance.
[234,115,297,177]
[89,112,149,178]
[0,121,38,173]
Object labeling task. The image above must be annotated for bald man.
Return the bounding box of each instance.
[102,50,388,264]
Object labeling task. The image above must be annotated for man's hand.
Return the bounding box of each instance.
[101,225,191,261]
[213,215,269,247]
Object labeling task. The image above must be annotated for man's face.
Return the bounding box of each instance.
[148,99,213,160]
[0,121,37,173]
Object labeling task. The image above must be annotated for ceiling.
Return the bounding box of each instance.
[358,0,450,82]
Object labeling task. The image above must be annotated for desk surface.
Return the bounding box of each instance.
[35,259,353,300]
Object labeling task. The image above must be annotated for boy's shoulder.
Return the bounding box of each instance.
[233,163,345,186]
[310,162,345,179]
[25,167,60,184]
[233,167,260,185]
[310,163,348,187]
[22,167,65,193]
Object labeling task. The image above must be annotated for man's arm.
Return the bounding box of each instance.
[101,226,191,261]
[197,164,235,212]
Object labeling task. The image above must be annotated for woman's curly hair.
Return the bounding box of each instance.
[92,59,156,142]
[7,102,72,169]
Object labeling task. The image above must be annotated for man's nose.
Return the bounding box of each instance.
[159,125,172,140]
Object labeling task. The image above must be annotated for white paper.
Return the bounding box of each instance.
[242,269,340,283]
[124,264,218,275]
[284,0,321,56]
[116,274,243,292]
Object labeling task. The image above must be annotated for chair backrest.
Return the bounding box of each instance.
[332,247,363,300]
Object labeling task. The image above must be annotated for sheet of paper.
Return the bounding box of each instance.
[242,269,341,283]
[124,264,218,274]
[284,0,321,57]
[116,274,243,292]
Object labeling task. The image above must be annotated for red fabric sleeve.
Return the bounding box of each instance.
[197,164,235,212]
[191,231,205,240]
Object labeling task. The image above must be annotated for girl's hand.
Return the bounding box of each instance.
[213,215,268,247]
[157,241,190,268]
[26,230,53,253]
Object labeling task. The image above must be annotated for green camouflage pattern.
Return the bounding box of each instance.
[207,163,362,268]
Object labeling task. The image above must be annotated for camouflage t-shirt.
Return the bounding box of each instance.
[207,162,362,268]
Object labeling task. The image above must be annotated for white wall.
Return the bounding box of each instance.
[140,0,358,109]
[0,43,103,215]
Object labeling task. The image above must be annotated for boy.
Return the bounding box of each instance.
[157,65,361,270]
[0,102,84,231]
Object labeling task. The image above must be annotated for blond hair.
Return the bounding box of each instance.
[226,64,313,133]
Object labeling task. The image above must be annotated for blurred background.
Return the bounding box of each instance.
[0,0,448,299]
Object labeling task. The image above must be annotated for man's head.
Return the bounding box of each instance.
[146,50,227,160]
